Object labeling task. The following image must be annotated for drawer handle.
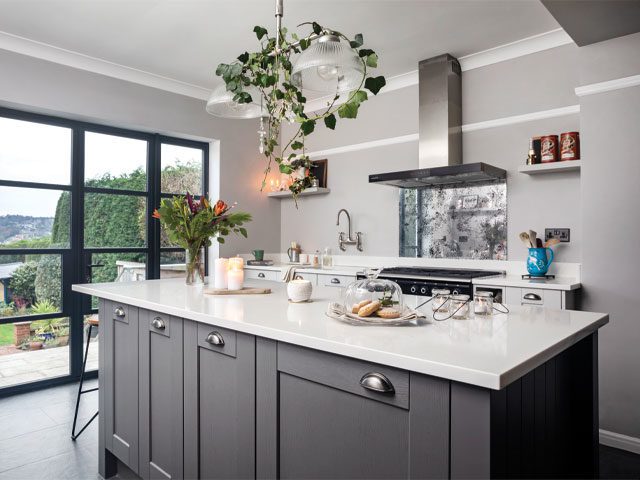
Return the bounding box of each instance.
[359,372,395,394]
[523,293,542,301]
[206,331,225,346]
[258,273,266,278]
[113,307,125,318]
[151,317,166,330]
[330,278,341,284]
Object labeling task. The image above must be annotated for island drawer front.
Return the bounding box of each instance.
[319,274,355,288]
[507,287,562,309]
[197,323,237,357]
[277,343,409,409]
[245,269,279,281]
[110,302,132,324]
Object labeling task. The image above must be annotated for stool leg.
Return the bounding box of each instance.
[71,323,98,440]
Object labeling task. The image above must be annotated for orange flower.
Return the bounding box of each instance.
[152,209,161,219]
[214,200,228,216]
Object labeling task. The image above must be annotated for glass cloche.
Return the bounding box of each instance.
[344,269,404,317]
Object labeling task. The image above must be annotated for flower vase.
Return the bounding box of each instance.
[185,246,205,285]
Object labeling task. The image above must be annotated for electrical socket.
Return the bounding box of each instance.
[545,228,570,243]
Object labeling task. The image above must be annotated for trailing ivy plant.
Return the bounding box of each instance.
[216,22,386,200]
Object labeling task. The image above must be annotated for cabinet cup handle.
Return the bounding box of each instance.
[113,307,125,318]
[151,317,166,330]
[206,331,225,346]
[258,273,266,278]
[330,278,340,284]
[359,372,395,394]
[523,293,542,301]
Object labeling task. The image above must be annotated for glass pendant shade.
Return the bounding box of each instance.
[291,34,365,93]
[206,84,265,119]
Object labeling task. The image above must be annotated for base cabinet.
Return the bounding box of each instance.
[184,322,256,480]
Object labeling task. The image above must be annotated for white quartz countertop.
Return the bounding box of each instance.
[244,263,363,277]
[473,275,581,291]
[73,279,606,390]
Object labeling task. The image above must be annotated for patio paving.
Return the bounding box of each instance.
[0,340,98,388]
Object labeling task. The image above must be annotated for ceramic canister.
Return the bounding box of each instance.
[287,279,313,303]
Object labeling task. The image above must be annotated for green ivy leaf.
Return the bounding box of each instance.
[279,163,293,174]
[274,89,285,100]
[365,76,386,95]
[301,119,316,135]
[215,64,228,77]
[216,237,225,244]
[291,141,304,150]
[233,91,253,104]
[299,38,311,50]
[324,113,337,130]
[358,48,374,58]
[312,22,322,35]
[349,33,363,48]
[338,102,359,119]
[352,90,368,104]
[366,53,378,68]
[237,52,249,63]
[253,26,268,40]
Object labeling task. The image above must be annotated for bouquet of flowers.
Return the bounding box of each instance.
[153,194,251,284]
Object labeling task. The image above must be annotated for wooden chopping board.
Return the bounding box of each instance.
[204,287,272,295]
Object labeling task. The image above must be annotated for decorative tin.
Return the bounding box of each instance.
[560,131,580,161]
[540,135,559,163]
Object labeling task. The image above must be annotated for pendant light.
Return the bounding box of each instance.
[205,84,265,119]
[291,32,365,94]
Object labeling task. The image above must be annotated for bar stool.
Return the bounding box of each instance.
[71,316,99,441]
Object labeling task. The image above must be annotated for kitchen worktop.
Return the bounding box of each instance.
[243,262,363,277]
[73,278,606,389]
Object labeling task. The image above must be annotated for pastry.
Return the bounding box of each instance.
[352,299,372,314]
[358,300,381,317]
[377,307,401,319]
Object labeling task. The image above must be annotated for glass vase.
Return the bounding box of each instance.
[185,246,205,285]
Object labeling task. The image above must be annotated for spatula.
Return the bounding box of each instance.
[544,238,560,248]
[529,230,538,247]
[519,232,533,248]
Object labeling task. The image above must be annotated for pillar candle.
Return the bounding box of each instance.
[214,258,228,289]
[228,269,244,291]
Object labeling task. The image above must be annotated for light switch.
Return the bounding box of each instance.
[545,228,570,242]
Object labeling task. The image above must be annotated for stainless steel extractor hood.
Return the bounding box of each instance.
[369,54,506,187]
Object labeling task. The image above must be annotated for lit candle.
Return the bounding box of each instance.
[213,258,228,289]
[228,256,244,271]
[228,256,244,291]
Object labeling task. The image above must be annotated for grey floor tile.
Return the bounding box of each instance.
[0,408,57,441]
[0,444,97,480]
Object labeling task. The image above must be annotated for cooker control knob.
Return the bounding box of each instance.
[420,287,427,294]
[410,285,417,294]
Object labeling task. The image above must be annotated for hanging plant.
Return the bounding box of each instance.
[215,22,386,201]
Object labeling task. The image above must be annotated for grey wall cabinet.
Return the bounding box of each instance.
[184,321,256,480]
[256,340,450,479]
[101,300,140,475]
[138,310,184,480]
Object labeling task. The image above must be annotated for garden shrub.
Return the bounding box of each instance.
[9,263,37,305]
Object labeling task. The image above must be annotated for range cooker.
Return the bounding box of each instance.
[358,266,504,297]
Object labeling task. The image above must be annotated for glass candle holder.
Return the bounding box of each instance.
[474,291,494,316]
[431,288,451,313]
[449,294,470,319]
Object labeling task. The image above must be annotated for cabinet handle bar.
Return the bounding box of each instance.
[206,331,225,346]
[360,372,395,394]
[152,317,166,330]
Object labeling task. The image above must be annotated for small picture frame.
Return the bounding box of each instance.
[310,159,328,188]
[462,195,478,209]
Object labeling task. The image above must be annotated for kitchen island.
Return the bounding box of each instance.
[73,278,608,479]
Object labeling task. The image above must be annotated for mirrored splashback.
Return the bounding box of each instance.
[400,180,507,260]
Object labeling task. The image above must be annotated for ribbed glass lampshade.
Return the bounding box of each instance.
[206,84,264,119]
[291,34,365,94]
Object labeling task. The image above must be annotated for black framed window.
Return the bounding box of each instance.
[0,107,208,396]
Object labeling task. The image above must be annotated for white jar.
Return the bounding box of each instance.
[287,279,313,303]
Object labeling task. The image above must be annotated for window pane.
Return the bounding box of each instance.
[84,193,146,247]
[88,252,146,309]
[160,251,186,279]
[0,254,62,318]
[85,132,147,191]
[0,317,70,388]
[161,144,203,195]
[0,116,72,185]
[0,187,70,248]
[83,314,99,372]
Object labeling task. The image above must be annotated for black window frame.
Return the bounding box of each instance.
[0,106,208,397]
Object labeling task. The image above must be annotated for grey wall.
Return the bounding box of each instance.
[579,32,640,440]
[282,44,582,261]
[0,49,280,256]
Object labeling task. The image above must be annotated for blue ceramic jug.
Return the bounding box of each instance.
[527,247,554,277]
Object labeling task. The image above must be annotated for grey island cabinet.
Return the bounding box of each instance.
[73,279,608,480]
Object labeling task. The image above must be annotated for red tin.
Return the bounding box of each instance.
[560,131,580,161]
[540,135,559,163]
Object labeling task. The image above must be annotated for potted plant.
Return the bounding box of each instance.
[35,317,62,341]
[153,194,251,285]
[27,336,43,350]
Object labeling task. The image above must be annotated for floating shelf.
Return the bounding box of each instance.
[518,161,581,175]
[267,187,331,198]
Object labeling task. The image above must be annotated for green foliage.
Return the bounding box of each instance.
[30,299,58,314]
[51,192,71,245]
[9,263,37,305]
[215,21,386,199]
[35,255,62,310]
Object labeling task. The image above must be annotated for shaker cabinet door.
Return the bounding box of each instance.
[139,310,184,480]
[102,300,140,475]
[184,322,256,480]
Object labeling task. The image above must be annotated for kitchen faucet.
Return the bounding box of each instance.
[336,209,363,252]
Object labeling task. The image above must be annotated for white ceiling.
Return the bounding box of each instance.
[0,0,560,90]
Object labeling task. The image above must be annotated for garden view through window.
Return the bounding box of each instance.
[0,109,207,391]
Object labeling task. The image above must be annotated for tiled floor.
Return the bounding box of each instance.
[0,341,98,388]
[0,380,639,479]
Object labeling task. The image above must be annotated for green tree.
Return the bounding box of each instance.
[9,263,37,305]
[35,255,62,309]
